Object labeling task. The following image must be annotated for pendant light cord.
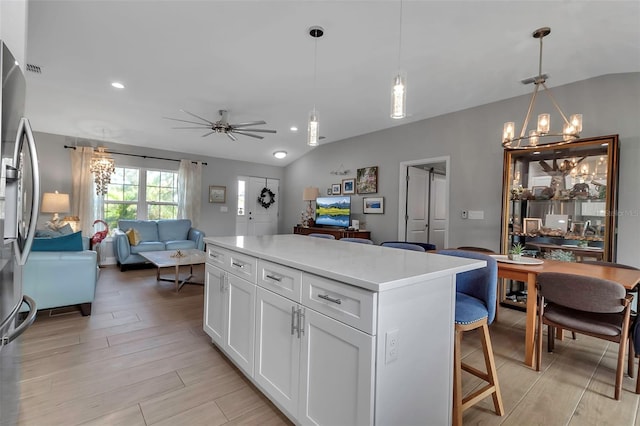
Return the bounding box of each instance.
[397,0,404,68]
[313,34,318,111]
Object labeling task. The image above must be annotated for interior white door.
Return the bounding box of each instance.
[236,176,279,236]
[429,172,447,249]
[406,167,428,242]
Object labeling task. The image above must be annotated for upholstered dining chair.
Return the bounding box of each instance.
[632,317,640,394]
[438,249,504,425]
[382,241,435,251]
[380,242,426,252]
[456,246,496,253]
[308,233,335,239]
[535,272,633,400]
[340,237,374,244]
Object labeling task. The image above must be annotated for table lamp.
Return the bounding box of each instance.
[41,191,70,229]
[302,186,320,227]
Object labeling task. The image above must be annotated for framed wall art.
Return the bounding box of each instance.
[523,217,542,234]
[342,178,355,195]
[356,166,378,194]
[363,197,384,214]
[209,185,226,203]
[331,183,341,195]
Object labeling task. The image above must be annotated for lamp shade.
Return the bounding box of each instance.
[41,191,70,214]
[302,187,320,201]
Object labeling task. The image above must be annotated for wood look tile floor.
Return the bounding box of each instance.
[17,266,640,425]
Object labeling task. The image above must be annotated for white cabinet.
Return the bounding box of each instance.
[204,262,256,377]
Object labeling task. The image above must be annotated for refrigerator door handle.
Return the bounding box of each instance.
[1,295,36,346]
[13,118,40,265]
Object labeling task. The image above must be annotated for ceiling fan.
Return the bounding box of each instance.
[164,109,276,141]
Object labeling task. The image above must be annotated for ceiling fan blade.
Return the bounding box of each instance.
[231,128,276,134]
[180,109,215,125]
[231,120,267,127]
[164,116,209,126]
[232,130,264,140]
[172,126,212,129]
[227,132,238,141]
[201,131,216,137]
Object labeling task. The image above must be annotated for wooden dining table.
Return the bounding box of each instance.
[496,258,640,368]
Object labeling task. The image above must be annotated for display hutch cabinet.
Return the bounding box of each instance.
[499,135,619,308]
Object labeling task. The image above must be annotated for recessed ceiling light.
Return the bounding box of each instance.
[273,151,287,159]
[111,82,125,89]
[290,126,298,132]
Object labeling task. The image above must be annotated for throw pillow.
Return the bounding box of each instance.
[126,228,141,246]
[57,223,74,235]
[31,231,83,252]
[35,228,61,238]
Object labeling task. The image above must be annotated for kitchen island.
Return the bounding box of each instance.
[203,234,484,425]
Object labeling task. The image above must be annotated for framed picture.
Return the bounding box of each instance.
[523,218,542,234]
[356,166,378,194]
[342,178,355,195]
[363,197,384,214]
[331,183,341,195]
[209,185,226,203]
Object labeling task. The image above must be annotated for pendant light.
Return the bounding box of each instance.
[390,0,406,119]
[308,26,324,147]
[502,27,583,149]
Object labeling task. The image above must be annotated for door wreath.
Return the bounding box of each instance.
[258,187,276,209]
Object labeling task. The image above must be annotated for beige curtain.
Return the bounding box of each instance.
[70,146,96,237]
[177,159,202,227]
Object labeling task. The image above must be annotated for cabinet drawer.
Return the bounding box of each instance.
[302,273,376,335]
[258,260,302,302]
[207,245,257,283]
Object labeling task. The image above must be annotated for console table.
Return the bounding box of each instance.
[293,225,371,240]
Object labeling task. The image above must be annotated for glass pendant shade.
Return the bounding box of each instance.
[570,114,583,133]
[503,122,515,143]
[307,109,319,147]
[537,113,550,134]
[390,73,406,119]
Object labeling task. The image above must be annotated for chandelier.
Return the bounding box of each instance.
[90,147,115,195]
[502,27,583,150]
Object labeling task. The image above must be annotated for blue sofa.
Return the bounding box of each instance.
[113,219,205,271]
[21,236,99,316]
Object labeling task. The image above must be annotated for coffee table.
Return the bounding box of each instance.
[140,249,206,292]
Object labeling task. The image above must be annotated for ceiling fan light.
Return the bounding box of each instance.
[308,109,319,147]
[273,151,287,159]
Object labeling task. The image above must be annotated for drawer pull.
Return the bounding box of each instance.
[210,253,219,259]
[318,294,342,305]
[232,261,245,268]
[265,274,282,282]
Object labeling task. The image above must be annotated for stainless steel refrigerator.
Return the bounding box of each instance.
[0,40,41,426]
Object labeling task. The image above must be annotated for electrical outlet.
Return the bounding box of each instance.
[385,329,399,364]
[461,210,468,219]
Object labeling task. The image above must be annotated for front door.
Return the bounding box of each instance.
[236,176,279,236]
[406,166,428,242]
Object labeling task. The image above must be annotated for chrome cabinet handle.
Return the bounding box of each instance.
[265,274,282,282]
[291,306,296,336]
[232,261,245,268]
[318,294,342,305]
[297,308,305,338]
[210,252,219,259]
[219,272,225,292]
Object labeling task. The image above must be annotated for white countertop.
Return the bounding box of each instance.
[204,234,485,292]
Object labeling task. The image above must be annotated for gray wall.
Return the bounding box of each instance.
[33,132,286,238]
[282,73,640,266]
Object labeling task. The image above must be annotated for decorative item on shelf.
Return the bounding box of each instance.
[523,218,542,235]
[356,166,378,194]
[258,187,276,209]
[61,216,80,232]
[544,249,576,263]
[502,27,582,150]
[90,219,109,247]
[90,147,116,195]
[330,164,350,176]
[302,186,319,226]
[41,191,70,230]
[307,26,324,147]
[508,243,525,261]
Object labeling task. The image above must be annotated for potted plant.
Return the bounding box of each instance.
[508,242,525,261]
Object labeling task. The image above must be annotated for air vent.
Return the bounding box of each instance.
[26,64,42,74]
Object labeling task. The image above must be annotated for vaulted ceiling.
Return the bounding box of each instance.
[24,1,640,165]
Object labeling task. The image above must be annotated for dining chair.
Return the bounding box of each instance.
[308,233,335,239]
[580,260,639,376]
[438,249,503,425]
[456,246,495,253]
[340,237,374,244]
[380,242,426,252]
[381,241,435,251]
[535,272,633,400]
[632,317,640,394]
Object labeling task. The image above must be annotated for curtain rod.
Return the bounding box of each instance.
[63,145,207,165]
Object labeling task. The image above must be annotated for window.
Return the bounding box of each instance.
[104,166,178,230]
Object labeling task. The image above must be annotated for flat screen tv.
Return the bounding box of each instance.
[315,196,350,228]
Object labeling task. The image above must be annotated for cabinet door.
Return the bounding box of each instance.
[204,264,226,346]
[299,308,375,426]
[226,273,257,377]
[254,287,301,415]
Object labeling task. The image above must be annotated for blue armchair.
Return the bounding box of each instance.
[437,249,503,425]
